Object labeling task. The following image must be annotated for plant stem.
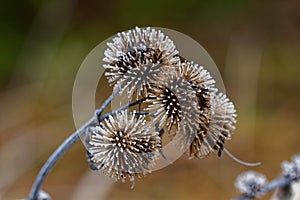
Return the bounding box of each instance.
[28,116,98,200]
[99,97,148,121]
[28,97,148,200]
[95,89,120,122]
[233,177,293,200]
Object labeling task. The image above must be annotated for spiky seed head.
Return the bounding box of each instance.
[235,171,268,198]
[189,92,237,158]
[178,61,216,90]
[281,154,300,180]
[115,63,168,98]
[146,68,201,142]
[86,110,161,187]
[103,26,180,97]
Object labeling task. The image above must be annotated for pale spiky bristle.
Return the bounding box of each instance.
[103,26,180,88]
[86,110,161,186]
[146,68,200,134]
[178,61,216,90]
[114,62,166,98]
[189,92,237,158]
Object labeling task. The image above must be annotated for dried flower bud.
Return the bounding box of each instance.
[86,110,161,187]
[147,68,200,134]
[178,61,216,90]
[176,61,217,158]
[177,62,236,158]
[281,154,300,181]
[103,26,180,97]
[235,171,268,198]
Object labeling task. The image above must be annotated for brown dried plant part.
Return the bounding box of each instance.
[86,110,161,188]
[189,92,237,158]
[103,26,180,98]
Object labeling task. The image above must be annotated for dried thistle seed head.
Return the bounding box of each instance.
[180,61,217,126]
[235,171,268,198]
[147,69,200,134]
[86,110,161,186]
[114,62,168,99]
[162,61,214,157]
[189,92,237,158]
[103,26,180,86]
[281,154,300,180]
[178,61,216,90]
[147,85,182,131]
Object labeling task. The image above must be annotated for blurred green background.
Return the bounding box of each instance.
[1,0,300,199]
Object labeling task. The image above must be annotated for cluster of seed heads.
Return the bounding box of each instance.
[85,27,237,186]
[234,154,300,199]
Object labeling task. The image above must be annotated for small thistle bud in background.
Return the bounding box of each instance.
[235,171,268,198]
[36,190,52,200]
[86,110,161,188]
[274,156,300,200]
[281,154,300,181]
[22,190,52,200]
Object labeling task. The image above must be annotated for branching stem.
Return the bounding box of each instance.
[28,96,147,200]
[28,116,98,200]
[233,177,294,200]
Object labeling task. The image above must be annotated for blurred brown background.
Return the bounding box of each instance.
[1,0,300,199]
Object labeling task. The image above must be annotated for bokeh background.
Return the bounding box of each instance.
[1,0,300,199]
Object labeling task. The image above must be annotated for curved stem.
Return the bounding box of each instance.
[28,116,98,200]
[28,97,148,199]
[95,89,120,122]
[223,148,261,167]
[99,97,148,121]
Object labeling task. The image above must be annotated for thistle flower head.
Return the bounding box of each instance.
[177,61,217,121]
[178,61,216,90]
[235,171,268,198]
[163,61,220,158]
[189,92,237,158]
[146,69,200,133]
[115,63,167,98]
[103,27,180,97]
[281,154,300,180]
[86,110,161,186]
